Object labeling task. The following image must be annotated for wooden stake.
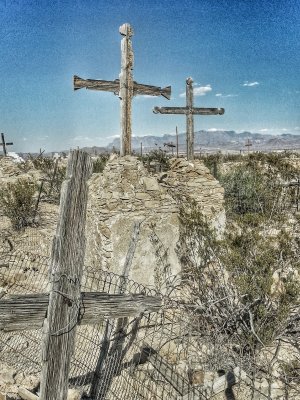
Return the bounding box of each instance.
[89,221,141,399]
[186,77,194,160]
[176,126,179,158]
[39,150,92,400]
[119,24,133,156]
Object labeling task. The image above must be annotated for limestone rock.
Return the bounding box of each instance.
[85,156,225,289]
[67,388,81,400]
[0,366,15,385]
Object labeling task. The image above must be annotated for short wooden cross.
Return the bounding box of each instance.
[153,77,224,160]
[245,138,252,153]
[73,23,171,157]
[1,132,13,157]
[0,150,161,400]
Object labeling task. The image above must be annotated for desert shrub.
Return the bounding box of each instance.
[220,157,298,221]
[0,178,37,230]
[202,153,223,179]
[138,149,170,171]
[177,197,299,363]
[28,153,54,174]
[27,154,66,203]
[93,154,109,173]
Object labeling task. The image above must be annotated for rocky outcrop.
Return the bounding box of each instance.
[161,158,225,233]
[85,155,180,288]
[85,156,225,289]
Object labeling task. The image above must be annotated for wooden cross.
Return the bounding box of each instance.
[1,132,13,156]
[153,77,224,160]
[164,141,176,156]
[0,150,161,400]
[245,138,252,153]
[73,23,171,157]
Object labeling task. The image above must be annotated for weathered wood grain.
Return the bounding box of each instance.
[39,150,92,400]
[0,292,161,331]
[119,23,134,156]
[74,76,171,99]
[133,82,171,99]
[153,106,224,115]
[186,77,194,160]
[73,75,119,93]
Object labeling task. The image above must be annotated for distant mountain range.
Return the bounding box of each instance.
[107,130,300,153]
[15,131,300,158]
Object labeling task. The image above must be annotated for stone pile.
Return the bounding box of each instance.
[0,361,81,400]
[0,157,40,184]
[85,155,225,288]
[161,158,225,232]
[86,155,180,287]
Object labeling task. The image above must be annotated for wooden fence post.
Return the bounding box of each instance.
[89,221,141,399]
[39,150,92,400]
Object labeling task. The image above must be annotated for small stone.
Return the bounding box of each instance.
[135,192,151,200]
[145,200,159,209]
[6,394,20,400]
[0,367,16,385]
[142,177,161,191]
[67,388,81,400]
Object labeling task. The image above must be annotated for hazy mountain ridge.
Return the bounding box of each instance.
[107,131,300,152]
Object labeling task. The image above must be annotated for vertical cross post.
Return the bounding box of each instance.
[119,23,134,156]
[39,150,93,400]
[176,126,179,158]
[1,133,13,157]
[186,78,194,160]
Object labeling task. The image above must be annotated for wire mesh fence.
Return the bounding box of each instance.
[1,246,299,399]
[1,152,300,399]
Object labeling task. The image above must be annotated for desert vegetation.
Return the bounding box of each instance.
[174,152,300,396]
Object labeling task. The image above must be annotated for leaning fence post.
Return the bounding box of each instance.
[89,221,141,399]
[39,150,92,400]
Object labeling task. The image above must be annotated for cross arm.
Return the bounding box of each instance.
[153,106,225,115]
[74,75,171,100]
[153,106,188,115]
[133,82,171,100]
[0,292,162,332]
[73,75,119,93]
[192,107,225,115]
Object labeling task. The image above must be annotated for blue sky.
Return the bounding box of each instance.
[0,0,299,152]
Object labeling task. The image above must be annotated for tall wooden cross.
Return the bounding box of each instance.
[1,132,13,156]
[0,150,161,400]
[153,77,224,160]
[73,23,171,157]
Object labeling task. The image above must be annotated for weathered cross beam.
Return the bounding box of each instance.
[153,77,224,160]
[0,292,161,332]
[0,150,161,400]
[1,132,13,156]
[74,23,171,156]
